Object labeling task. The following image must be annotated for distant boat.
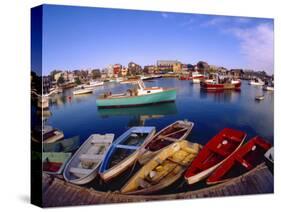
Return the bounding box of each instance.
[249,78,265,86]
[201,76,241,91]
[207,136,271,185]
[43,136,80,152]
[32,125,65,144]
[86,81,104,87]
[73,85,93,95]
[43,152,72,175]
[96,80,177,108]
[255,95,265,101]
[99,127,156,182]
[63,134,114,185]
[263,86,274,91]
[184,128,246,185]
[138,120,194,165]
[121,140,201,195]
[264,147,274,173]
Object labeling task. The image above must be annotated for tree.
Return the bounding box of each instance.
[92,69,101,79]
[57,75,65,85]
[75,77,81,85]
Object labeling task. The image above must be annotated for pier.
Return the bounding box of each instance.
[42,163,273,207]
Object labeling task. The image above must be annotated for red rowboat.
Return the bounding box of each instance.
[184,128,246,184]
[207,136,271,185]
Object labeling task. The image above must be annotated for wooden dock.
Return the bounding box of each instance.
[42,163,273,207]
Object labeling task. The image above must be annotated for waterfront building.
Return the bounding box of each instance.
[157,60,181,72]
[113,64,122,76]
[107,65,114,78]
[121,67,128,77]
[228,69,244,78]
[181,64,188,72]
[43,76,52,94]
[53,71,63,82]
[173,62,182,73]
[143,65,157,74]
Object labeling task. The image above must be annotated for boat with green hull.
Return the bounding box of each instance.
[96,80,177,108]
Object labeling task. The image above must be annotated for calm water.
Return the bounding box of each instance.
[46,78,274,146]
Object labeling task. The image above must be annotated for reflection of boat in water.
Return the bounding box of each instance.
[43,136,80,152]
[255,95,265,101]
[97,102,177,117]
[96,80,177,108]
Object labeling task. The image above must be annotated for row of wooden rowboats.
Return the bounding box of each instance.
[43,120,273,195]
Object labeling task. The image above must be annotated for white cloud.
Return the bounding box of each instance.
[230,23,274,73]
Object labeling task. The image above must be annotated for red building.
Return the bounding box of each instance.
[113,64,122,75]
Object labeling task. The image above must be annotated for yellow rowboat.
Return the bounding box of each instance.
[121,140,201,195]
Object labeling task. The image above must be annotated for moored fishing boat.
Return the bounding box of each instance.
[63,134,114,185]
[200,76,241,91]
[249,78,265,86]
[207,136,271,185]
[43,152,72,175]
[121,140,201,194]
[96,80,177,108]
[86,81,104,87]
[184,128,246,184]
[263,85,274,91]
[99,127,156,182]
[138,120,194,165]
[73,85,94,95]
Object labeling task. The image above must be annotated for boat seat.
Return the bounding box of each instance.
[222,134,241,143]
[235,156,253,170]
[79,154,104,163]
[158,135,178,142]
[115,144,139,150]
[87,146,102,154]
[69,167,92,178]
[208,146,228,158]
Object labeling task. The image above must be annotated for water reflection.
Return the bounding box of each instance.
[98,102,178,126]
[46,78,273,144]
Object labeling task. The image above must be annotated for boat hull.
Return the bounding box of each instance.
[207,136,271,185]
[96,89,177,108]
[184,128,246,184]
[138,120,194,165]
[99,127,156,182]
[121,140,201,194]
[201,82,241,91]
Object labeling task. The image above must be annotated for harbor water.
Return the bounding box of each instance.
[46,78,274,146]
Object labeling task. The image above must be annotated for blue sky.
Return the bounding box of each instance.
[40,4,274,75]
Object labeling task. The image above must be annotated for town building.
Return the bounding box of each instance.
[42,76,52,94]
[157,60,181,72]
[113,64,122,76]
[143,65,157,74]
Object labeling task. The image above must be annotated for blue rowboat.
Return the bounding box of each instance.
[96,80,177,108]
[99,126,156,182]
